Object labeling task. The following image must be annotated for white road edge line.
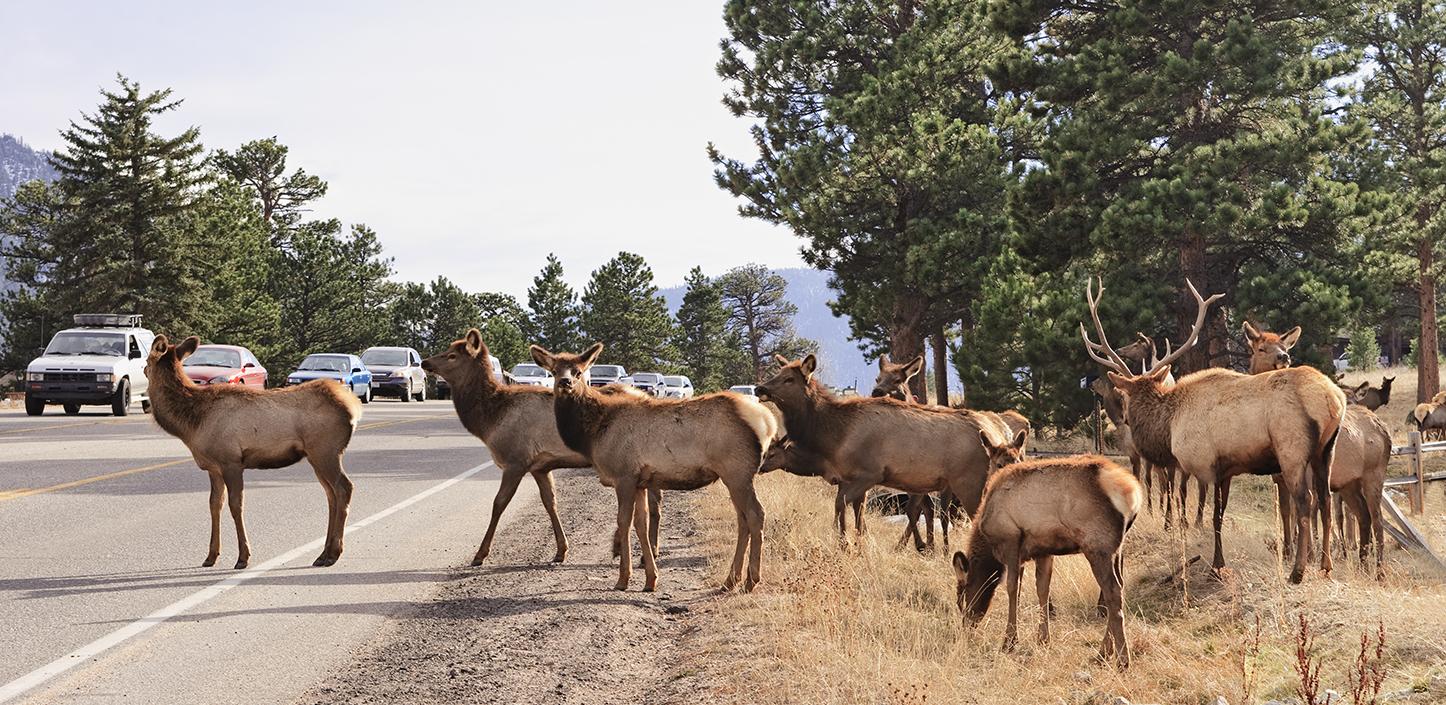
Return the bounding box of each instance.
[0,460,495,704]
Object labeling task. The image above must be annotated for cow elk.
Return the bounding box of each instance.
[1331,405,1390,577]
[1081,279,1345,582]
[145,335,361,569]
[952,451,1141,668]
[757,354,1004,549]
[1414,402,1446,441]
[1355,376,1394,411]
[531,343,776,592]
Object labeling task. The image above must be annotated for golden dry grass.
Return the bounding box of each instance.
[685,470,1446,705]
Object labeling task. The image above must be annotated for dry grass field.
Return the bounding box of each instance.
[680,366,1446,705]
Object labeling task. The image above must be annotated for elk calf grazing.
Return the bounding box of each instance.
[145,335,361,568]
[421,329,661,565]
[532,343,775,592]
[1082,279,1344,583]
[952,448,1141,668]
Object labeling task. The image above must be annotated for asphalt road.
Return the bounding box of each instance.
[0,398,516,704]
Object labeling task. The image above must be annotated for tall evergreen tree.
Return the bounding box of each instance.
[473,290,529,368]
[717,264,815,382]
[527,253,582,352]
[992,0,1373,373]
[273,221,393,370]
[191,177,282,363]
[1347,0,1446,400]
[213,137,328,244]
[580,252,676,370]
[3,75,212,337]
[672,266,739,391]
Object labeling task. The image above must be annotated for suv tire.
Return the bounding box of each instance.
[25,395,44,416]
[361,387,371,404]
[416,379,425,402]
[64,403,81,415]
[401,381,412,402]
[112,379,131,417]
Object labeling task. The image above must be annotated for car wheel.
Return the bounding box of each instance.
[416,379,426,402]
[361,387,371,404]
[401,381,412,402]
[25,395,45,417]
[63,403,81,415]
[111,379,131,417]
[141,400,152,414]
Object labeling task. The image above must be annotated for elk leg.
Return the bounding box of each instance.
[474,466,527,566]
[1211,476,1230,572]
[1289,473,1315,584]
[631,488,657,592]
[1275,475,1295,557]
[647,487,663,560]
[531,470,568,563]
[204,472,224,567]
[1001,546,1022,652]
[1177,469,1189,529]
[899,495,925,550]
[1160,466,1175,529]
[1035,555,1053,644]
[1363,476,1385,580]
[222,468,250,569]
[922,495,936,549]
[742,486,766,592]
[940,490,954,546]
[613,482,637,591]
[833,488,847,541]
[1194,475,1207,528]
[852,494,865,538]
[1315,470,1333,578]
[1341,487,1367,566]
[1088,550,1129,668]
[310,454,351,566]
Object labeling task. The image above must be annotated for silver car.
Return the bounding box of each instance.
[660,375,694,399]
[630,371,665,396]
[510,363,553,387]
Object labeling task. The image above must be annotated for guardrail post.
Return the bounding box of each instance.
[1093,397,1102,455]
[1410,430,1425,514]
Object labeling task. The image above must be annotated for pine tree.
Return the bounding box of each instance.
[1346,0,1446,401]
[672,266,738,391]
[4,75,212,337]
[527,253,582,352]
[474,291,529,368]
[273,220,393,370]
[190,177,282,364]
[580,252,676,371]
[717,264,815,382]
[213,137,327,245]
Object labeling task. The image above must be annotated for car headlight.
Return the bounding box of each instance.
[207,375,233,385]
[94,373,112,383]
[26,371,44,381]
[288,377,301,385]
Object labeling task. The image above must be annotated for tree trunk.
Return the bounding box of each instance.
[1176,229,1220,372]
[1419,233,1439,402]
[932,322,949,407]
[890,297,929,403]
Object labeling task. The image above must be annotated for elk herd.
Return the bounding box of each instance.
[138,277,1414,670]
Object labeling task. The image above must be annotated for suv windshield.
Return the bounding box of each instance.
[184,348,241,368]
[361,350,408,367]
[45,332,127,357]
[664,377,685,386]
[299,355,349,372]
[592,365,624,378]
[511,364,547,377]
[633,373,661,383]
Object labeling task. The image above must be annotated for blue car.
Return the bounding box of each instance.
[286,353,373,403]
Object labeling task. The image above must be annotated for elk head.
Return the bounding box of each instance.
[1243,321,1300,374]
[952,549,1002,626]
[145,334,200,381]
[421,328,493,385]
[530,342,602,396]
[870,354,923,400]
[1080,277,1222,406]
[756,353,818,411]
[979,428,1028,472]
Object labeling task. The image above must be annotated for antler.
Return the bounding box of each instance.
[1079,277,1132,375]
[1145,278,1224,375]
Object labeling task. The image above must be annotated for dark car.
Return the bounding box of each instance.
[182,345,267,388]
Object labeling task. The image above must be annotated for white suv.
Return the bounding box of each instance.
[24,314,155,417]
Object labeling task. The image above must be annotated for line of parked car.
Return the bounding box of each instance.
[20,314,700,417]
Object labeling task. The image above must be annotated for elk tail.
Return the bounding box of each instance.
[1097,463,1144,529]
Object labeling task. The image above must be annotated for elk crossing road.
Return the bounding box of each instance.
[0,400,513,704]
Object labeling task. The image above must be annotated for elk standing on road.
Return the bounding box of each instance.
[420,329,660,565]
[1082,279,1345,582]
[952,444,1141,668]
[531,343,776,592]
[145,335,361,569]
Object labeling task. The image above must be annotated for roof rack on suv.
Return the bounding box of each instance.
[73,313,144,328]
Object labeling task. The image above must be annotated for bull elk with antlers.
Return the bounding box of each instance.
[1082,279,1345,582]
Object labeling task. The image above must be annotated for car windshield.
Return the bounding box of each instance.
[299,356,349,372]
[361,350,408,367]
[184,348,241,368]
[664,377,686,386]
[729,386,756,394]
[634,373,661,382]
[44,332,127,357]
[511,364,547,377]
[592,365,624,377]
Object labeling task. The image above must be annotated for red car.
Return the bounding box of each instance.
[182,344,268,388]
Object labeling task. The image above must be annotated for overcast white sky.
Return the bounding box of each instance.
[1,1,804,299]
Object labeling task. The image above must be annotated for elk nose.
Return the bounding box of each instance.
[420,360,433,371]
[1276,353,1290,365]
[870,388,887,398]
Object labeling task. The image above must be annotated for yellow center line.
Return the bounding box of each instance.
[356,416,442,431]
[0,458,191,503]
[0,418,142,437]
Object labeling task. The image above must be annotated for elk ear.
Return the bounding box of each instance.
[1148,365,1172,383]
[150,335,170,355]
[1011,428,1029,451]
[879,354,890,370]
[951,551,969,580]
[902,355,924,379]
[800,354,818,377]
[579,342,604,369]
[464,328,485,358]
[1385,376,1395,384]
[1280,326,1302,349]
[774,353,791,366]
[530,344,554,370]
[1243,320,1261,344]
[978,429,999,453]
[176,336,200,361]
[1105,371,1132,394]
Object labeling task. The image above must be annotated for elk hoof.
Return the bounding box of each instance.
[551,551,567,564]
[1288,568,1304,584]
[202,555,217,568]
[234,559,249,570]
[471,553,487,567]
[643,579,657,593]
[312,554,337,567]
[613,580,629,591]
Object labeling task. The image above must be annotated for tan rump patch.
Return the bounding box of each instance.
[1096,464,1143,520]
